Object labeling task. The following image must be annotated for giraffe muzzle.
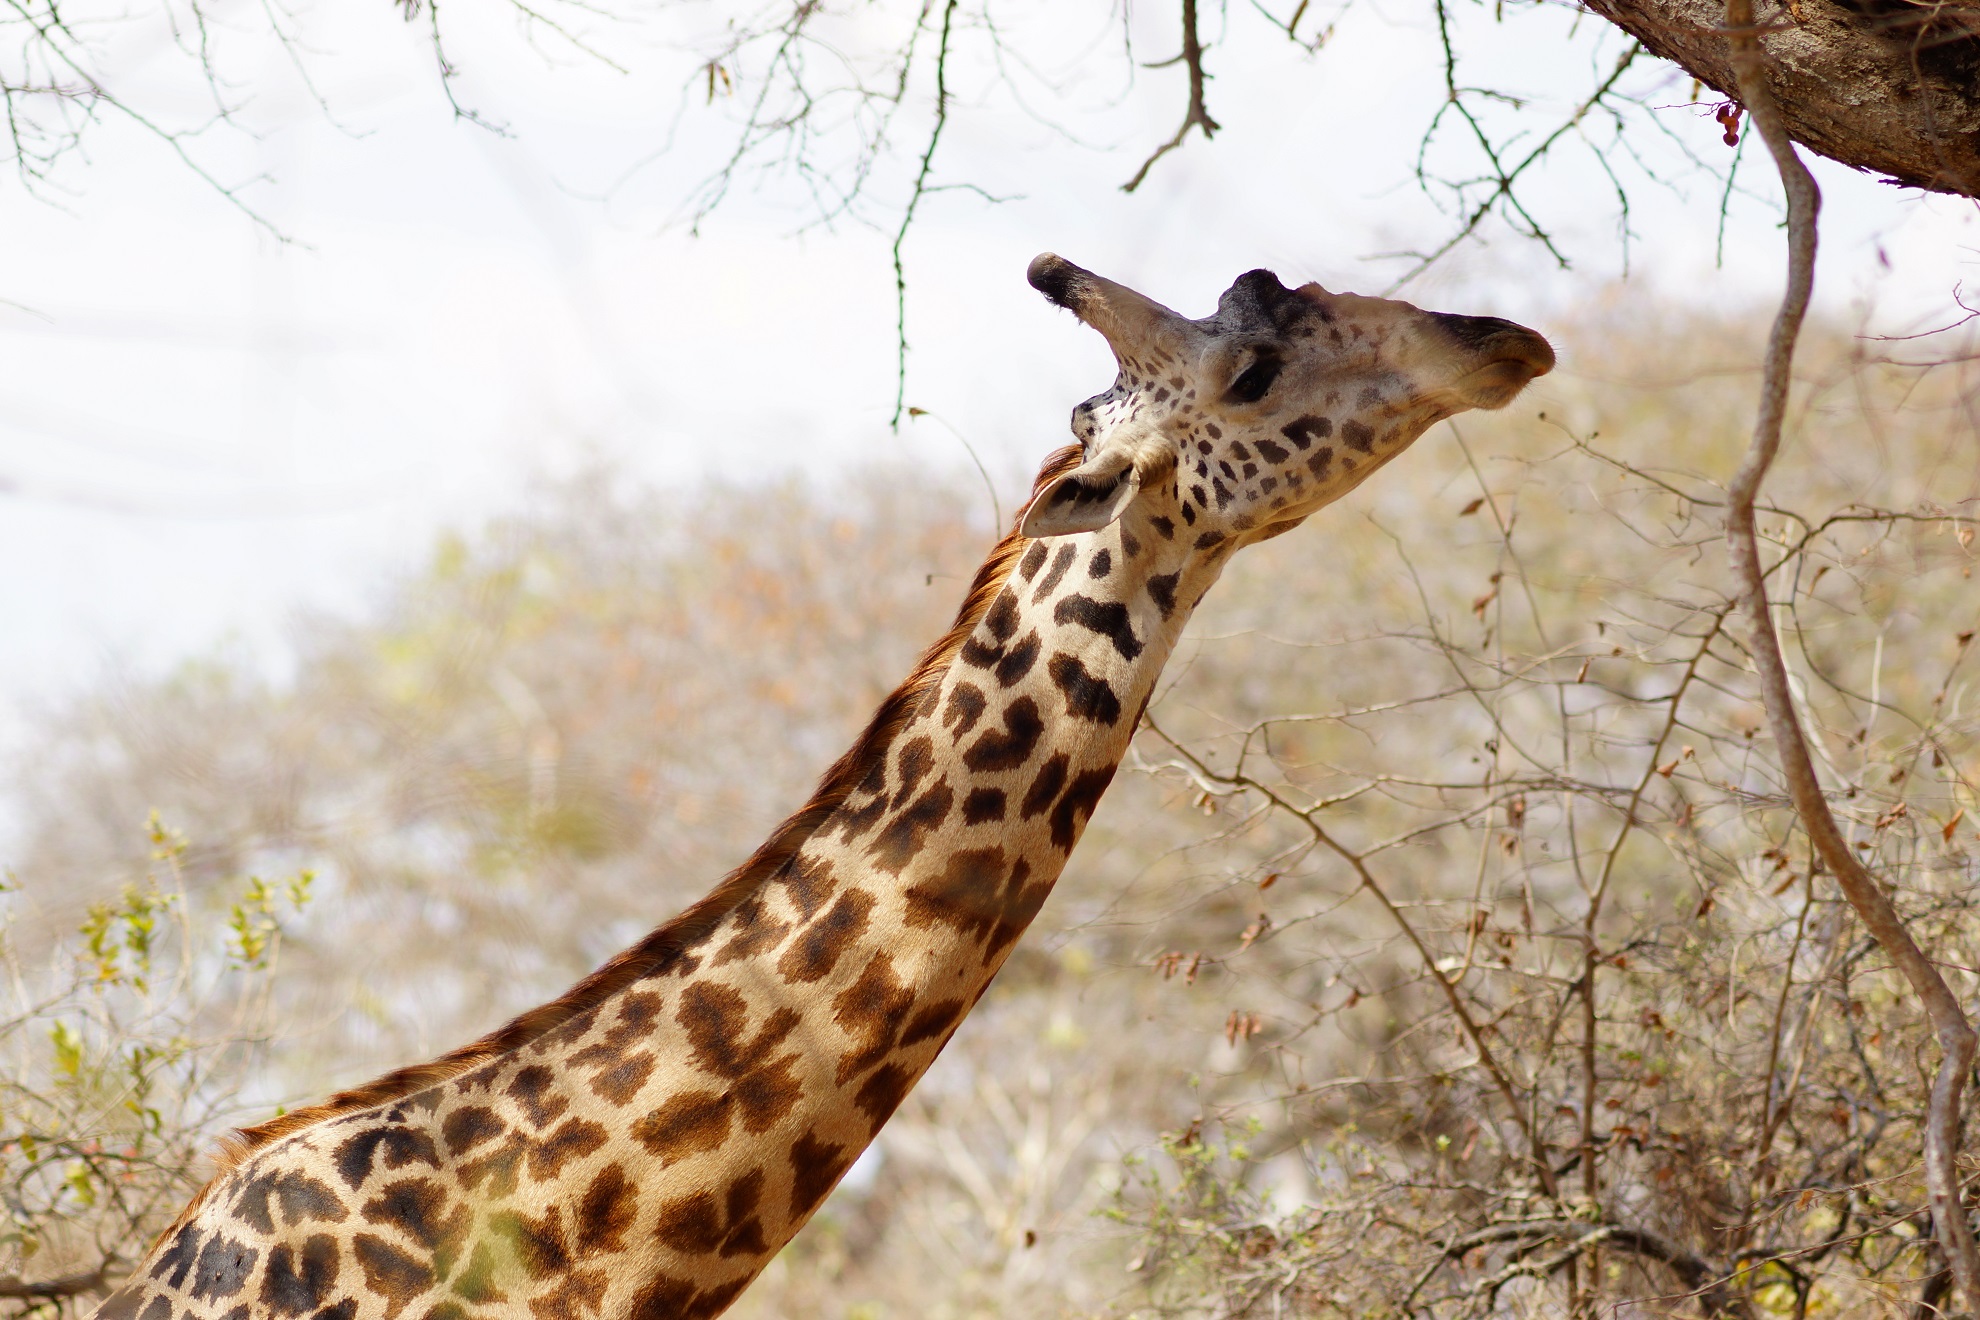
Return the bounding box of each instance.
[1431,312,1556,410]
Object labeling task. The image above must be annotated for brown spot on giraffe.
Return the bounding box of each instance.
[831,952,917,1082]
[711,898,793,967]
[633,1090,733,1166]
[440,1105,505,1157]
[1047,654,1123,724]
[962,695,1045,771]
[786,1129,854,1220]
[352,1233,430,1320]
[962,785,1007,823]
[526,1117,609,1182]
[652,1165,769,1258]
[258,1235,339,1316]
[503,1066,568,1132]
[332,1127,439,1192]
[587,1050,656,1106]
[867,779,955,872]
[777,888,874,983]
[941,681,987,736]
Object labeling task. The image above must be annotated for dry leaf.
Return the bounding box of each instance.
[1460,497,1485,515]
[1946,807,1966,843]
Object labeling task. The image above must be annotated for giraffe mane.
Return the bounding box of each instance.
[177,445,1085,1217]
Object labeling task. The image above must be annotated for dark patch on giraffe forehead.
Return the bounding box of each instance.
[1200,268,1308,335]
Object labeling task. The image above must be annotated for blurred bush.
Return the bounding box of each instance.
[3,304,1977,1316]
[0,816,308,1311]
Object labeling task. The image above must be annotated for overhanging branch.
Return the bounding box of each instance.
[1582,0,1980,196]
[1719,1,1980,1314]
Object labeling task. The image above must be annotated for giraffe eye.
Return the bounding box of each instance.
[1226,355,1282,404]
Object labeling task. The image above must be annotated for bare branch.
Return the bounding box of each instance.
[1719,1,1980,1312]
[1121,0,1220,194]
[890,0,960,429]
[0,1261,116,1301]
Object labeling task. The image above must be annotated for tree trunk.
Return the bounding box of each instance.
[1580,0,1980,197]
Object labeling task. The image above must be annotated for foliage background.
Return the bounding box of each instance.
[5,297,1977,1315]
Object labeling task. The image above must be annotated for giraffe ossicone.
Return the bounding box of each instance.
[94,256,1551,1320]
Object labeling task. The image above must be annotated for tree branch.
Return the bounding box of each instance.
[1581,0,1980,197]
[889,0,960,429]
[1121,0,1219,193]
[1719,2,1980,1314]
[0,1259,117,1300]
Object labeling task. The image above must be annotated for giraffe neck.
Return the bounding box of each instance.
[100,480,1232,1320]
[601,489,1219,1295]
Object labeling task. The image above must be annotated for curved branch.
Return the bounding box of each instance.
[1719,1,1980,1313]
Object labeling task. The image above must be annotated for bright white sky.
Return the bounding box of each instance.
[0,0,1974,752]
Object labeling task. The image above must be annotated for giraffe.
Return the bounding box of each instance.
[93,254,1552,1320]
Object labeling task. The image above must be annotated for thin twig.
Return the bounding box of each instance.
[889,0,959,429]
[1142,714,1563,1205]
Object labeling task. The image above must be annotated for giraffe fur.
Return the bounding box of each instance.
[92,254,1552,1320]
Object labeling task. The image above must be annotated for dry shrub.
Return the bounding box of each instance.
[0,817,308,1313]
[3,302,1976,1317]
[1096,303,1980,1317]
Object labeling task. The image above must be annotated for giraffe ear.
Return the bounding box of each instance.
[1019,449,1142,539]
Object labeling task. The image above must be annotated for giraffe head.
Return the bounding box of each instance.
[1020,254,1554,541]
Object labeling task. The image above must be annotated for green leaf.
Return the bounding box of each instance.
[65,1161,96,1208]
[49,1021,83,1080]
